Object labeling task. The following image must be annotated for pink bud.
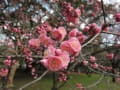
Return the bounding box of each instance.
[83,61,88,65]
[90,56,96,63]
[94,27,101,34]
[106,54,114,60]
[93,63,98,69]
[7,56,11,59]
[75,8,81,17]
[78,35,85,43]
[84,26,90,32]
[104,27,109,32]
[115,13,120,22]
[91,23,96,28]
[68,28,78,38]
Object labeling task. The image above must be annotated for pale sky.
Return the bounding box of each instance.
[101,0,120,4]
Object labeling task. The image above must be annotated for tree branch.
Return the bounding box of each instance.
[18,70,48,90]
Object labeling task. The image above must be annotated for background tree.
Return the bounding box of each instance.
[0,0,120,90]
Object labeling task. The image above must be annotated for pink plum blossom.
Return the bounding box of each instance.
[39,34,47,43]
[48,56,63,71]
[106,54,114,60]
[107,67,112,70]
[91,23,96,28]
[115,13,120,22]
[41,56,63,71]
[0,68,9,77]
[94,27,101,34]
[40,58,49,69]
[76,83,85,90]
[84,26,90,32]
[28,39,40,48]
[78,35,85,43]
[104,27,109,32]
[44,45,56,57]
[55,49,62,56]
[83,61,88,65]
[60,41,72,55]
[68,28,78,38]
[59,51,70,69]
[68,37,81,56]
[71,56,75,63]
[39,30,47,35]
[42,37,51,47]
[92,63,98,69]
[60,37,81,56]
[75,8,81,17]
[4,60,11,67]
[41,51,70,71]
[51,27,67,42]
[7,56,11,59]
[90,56,96,63]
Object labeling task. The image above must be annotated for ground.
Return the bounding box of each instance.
[12,70,120,90]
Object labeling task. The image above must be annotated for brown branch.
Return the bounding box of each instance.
[82,33,100,48]
[101,0,107,24]
[18,70,49,90]
[0,55,43,58]
[91,46,120,56]
[102,31,120,36]
[86,74,104,89]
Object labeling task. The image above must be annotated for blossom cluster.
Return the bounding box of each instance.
[28,25,82,72]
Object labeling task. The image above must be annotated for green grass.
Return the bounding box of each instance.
[13,71,120,90]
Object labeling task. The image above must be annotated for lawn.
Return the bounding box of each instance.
[13,70,120,90]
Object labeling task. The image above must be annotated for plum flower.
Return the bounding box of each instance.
[92,63,98,69]
[75,8,81,17]
[4,60,11,67]
[39,34,47,42]
[41,50,70,71]
[84,26,90,32]
[68,28,78,38]
[60,37,81,56]
[51,27,67,42]
[44,45,56,57]
[39,34,55,47]
[90,56,95,63]
[28,39,40,48]
[59,51,70,69]
[78,35,85,43]
[76,83,85,90]
[94,27,101,34]
[0,68,9,77]
[115,13,120,22]
[55,49,63,56]
[39,30,47,35]
[106,54,114,60]
[83,61,88,66]
[48,56,63,71]
[40,56,63,71]
[60,41,72,54]
[40,58,48,68]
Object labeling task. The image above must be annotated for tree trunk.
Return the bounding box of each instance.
[51,72,58,90]
[6,60,19,88]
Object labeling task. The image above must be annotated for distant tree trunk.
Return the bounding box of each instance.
[112,64,116,83]
[6,60,19,88]
[51,72,58,90]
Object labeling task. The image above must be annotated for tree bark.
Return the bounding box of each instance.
[51,72,57,90]
[6,60,19,88]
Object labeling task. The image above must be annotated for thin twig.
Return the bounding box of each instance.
[101,0,107,24]
[82,33,100,48]
[0,55,43,58]
[86,74,104,89]
[18,70,48,90]
[102,31,120,36]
